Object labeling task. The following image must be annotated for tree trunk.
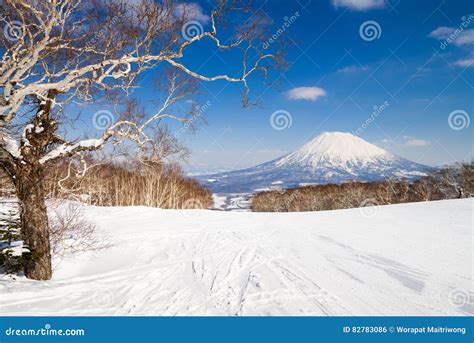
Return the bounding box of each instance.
[15,164,52,280]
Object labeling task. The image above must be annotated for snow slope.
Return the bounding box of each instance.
[0,199,472,316]
[197,132,432,193]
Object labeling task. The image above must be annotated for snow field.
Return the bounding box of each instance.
[0,199,472,316]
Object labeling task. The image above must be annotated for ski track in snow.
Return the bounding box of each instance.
[0,199,472,316]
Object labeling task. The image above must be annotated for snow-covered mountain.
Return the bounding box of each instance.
[197,132,432,193]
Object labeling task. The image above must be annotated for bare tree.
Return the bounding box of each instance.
[48,203,111,270]
[0,0,283,279]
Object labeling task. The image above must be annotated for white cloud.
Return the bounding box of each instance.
[454,57,474,67]
[175,2,210,24]
[429,27,454,40]
[331,0,385,11]
[455,30,474,45]
[337,65,369,73]
[404,138,432,147]
[286,87,327,101]
[429,27,474,68]
[429,27,474,46]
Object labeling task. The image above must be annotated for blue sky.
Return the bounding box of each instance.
[131,0,473,171]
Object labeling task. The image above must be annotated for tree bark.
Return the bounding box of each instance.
[15,164,52,280]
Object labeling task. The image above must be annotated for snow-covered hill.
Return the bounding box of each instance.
[1,199,472,316]
[197,132,431,194]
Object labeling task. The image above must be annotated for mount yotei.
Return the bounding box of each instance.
[196,132,432,194]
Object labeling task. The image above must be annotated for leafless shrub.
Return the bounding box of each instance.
[49,203,111,269]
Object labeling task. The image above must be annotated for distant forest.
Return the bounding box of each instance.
[0,159,213,210]
[251,162,474,212]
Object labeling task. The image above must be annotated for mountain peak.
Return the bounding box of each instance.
[277,131,392,167]
[197,131,430,193]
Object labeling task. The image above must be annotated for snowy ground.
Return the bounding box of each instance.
[0,199,472,316]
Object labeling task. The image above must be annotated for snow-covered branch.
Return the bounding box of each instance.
[0,0,283,168]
